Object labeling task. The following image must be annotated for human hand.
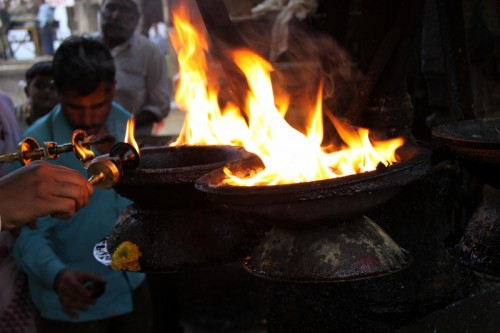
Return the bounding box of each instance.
[54,269,106,319]
[0,160,93,230]
[134,110,158,128]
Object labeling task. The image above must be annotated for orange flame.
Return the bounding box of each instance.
[73,143,95,162]
[170,4,248,147]
[170,4,404,186]
[125,117,140,154]
[72,131,95,162]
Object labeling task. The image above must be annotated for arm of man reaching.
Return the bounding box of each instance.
[0,160,93,230]
[12,207,105,319]
[53,268,106,319]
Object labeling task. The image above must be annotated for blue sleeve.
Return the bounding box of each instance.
[13,217,67,290]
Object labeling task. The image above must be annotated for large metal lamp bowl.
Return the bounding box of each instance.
[195,145,431,282]
[95,145,266,272]
[432,118,500,276]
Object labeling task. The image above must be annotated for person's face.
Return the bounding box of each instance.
[25,74,59,117]
[60,83,114,133]
[100,0,139,44]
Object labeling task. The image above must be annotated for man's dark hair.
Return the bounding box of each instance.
[25,61,53,85]
[52,36,116,96]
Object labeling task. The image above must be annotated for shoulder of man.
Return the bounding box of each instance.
[85,31,101,40]
[22,105,60,139]
[23,117,49,137]
[110,101,132,117]
[132,32,162,54]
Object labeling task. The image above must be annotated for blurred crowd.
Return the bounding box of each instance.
[1,0,174,332]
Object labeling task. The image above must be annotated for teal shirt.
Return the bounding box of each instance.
[13,102,145,322]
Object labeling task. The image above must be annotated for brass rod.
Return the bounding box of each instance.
[88,172,105,185]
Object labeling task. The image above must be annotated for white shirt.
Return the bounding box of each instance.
[110,32,171,123]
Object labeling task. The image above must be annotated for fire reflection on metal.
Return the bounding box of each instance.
[0,129,115,165]
[87,142,140,189]
[196,146,431,282]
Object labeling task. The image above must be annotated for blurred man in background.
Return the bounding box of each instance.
[99,0,170,137]
[16,60,59,132]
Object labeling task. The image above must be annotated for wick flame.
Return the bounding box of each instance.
[125,117,140,155]
[20,140,33,155]
[73,141,95,163]
[170,4,405,186]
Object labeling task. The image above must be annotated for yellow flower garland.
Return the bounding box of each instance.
[110,241,142,271]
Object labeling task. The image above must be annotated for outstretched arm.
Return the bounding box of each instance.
[0,160,93,230]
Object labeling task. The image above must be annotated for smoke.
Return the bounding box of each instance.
[230,13,361,143]
[185,0,361,145]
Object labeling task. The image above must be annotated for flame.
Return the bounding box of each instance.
[20,140,34,155]
[170,4,404,186]
[73,139,95,162]
[125,117,140,154]
[170,4,248,147]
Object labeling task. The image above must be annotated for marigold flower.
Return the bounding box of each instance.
[110,241,142,271]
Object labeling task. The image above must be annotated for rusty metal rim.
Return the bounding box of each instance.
[242,249,412,283]
[241,216,413,282]
[432,117,500,150]
[445,233,500,277]
[126,145,249,174]
[195,145,431,200]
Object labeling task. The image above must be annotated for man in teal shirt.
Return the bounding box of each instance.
[13,36,151,332]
